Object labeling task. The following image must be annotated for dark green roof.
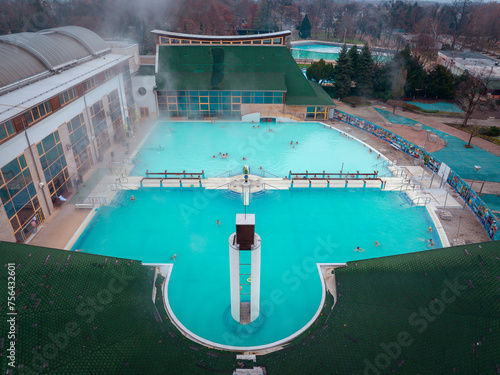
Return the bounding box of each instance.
[3,240,497,373]
[137,65,155,76]
[156,45,333,106]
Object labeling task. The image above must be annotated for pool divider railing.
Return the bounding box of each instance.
[288,171,383,189]
[332,109,500,241]
[141,170,205,188]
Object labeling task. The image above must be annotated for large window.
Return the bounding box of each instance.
[108,89,125,142]
[0,154,43,243]
[36,131,69,204]
[157,90,284,118]
[83,76,98,93]
[26,101,52,125]
[306,106,328,120]
[90,100,111,155]
[58,87,78,106]
[67,113,93,178]
[0,120,16,143]
[122,63,136,122]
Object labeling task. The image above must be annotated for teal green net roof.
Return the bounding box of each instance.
[156,45,333,106]
[2,240,497,373]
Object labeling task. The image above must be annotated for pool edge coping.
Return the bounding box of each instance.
[159,262,346,353]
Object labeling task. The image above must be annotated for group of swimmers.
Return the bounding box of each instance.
[213,152,229,159]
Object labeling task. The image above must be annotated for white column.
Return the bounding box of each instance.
[229,234,240,322]
[250,234,261,322]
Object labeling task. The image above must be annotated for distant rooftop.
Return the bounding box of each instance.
[151,30,291,42]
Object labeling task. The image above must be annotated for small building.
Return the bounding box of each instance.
[148,30,334,121]
[437,51,500,96]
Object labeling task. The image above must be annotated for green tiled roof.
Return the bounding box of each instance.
[156,45,333,106]
[2,240,497,374]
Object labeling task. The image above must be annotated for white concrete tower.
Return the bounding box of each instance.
[229,214,261,324]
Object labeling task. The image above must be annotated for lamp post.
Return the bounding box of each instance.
[462,165,481,211]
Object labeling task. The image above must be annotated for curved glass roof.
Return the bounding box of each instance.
[0,26,110,90]
[0,44,48,88]
[40,26,110,56]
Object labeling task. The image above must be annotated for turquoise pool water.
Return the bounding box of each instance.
[291,44,392,62]
[408,101,464,113]
[73,188,441,348]
[132,122,390,178]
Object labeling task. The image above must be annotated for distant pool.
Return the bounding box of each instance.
[132,122,390,178]
[73,188,441,348]
[291,43,392,62]
[408,101,464,113]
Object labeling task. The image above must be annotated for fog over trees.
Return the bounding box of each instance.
[0,0,498,55]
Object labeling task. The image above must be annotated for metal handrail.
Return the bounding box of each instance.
[213,170,232,178]
[77,196,108,205]
[262,182,287,190]
[260,170,282,178]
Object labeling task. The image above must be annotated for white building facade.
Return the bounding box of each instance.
[0,26,138,243]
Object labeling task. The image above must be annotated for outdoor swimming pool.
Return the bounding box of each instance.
[291,43,392,62]
[73,188,441,348]
[132,122,390,178]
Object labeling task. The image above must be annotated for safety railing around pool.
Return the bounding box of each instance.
[333,109,500,241]
[145,170,205,179]
[289,171,379,180]
[140,177,202,188]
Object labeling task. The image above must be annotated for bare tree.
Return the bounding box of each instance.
[456,68,494,148]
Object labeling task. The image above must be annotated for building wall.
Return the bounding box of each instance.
[132,75,157,121]
[240,103,285,117]
[0,70,133,242]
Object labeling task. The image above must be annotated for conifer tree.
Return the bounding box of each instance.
[299,14,311,39]
[333,43,352,98]
[356,44,374,97]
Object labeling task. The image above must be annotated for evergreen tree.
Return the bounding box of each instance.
[356,44,374,97]
[306,59,334,83]
[396,46,426,97]
[426,65,455,99]
[333,44,352,98]
[347,45,359,81]
[299,14,311,39]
